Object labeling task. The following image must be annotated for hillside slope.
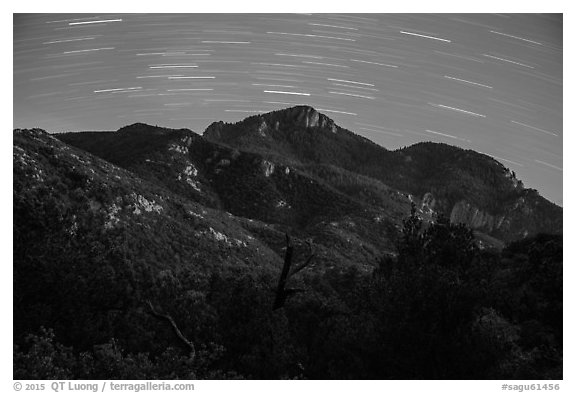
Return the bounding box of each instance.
[58,123,405,267]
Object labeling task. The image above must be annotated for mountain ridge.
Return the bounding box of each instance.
[54,106,561,245]
[200,105,561,242]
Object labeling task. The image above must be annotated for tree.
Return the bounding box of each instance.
[396,202,424,261]
[369,207,487,378]
[273,234,315,310]
[395,203,477,271]
[421,215,478,271]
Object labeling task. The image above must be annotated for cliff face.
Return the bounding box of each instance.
[204,106,339,145]
[449,191,562,242]
[277,105,337,131]
[203,121,226,140]
[450,200,500,232]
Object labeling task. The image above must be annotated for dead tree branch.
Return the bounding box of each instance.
[288,240,315,279]
[273,235,315,310]
[146,300,195,361]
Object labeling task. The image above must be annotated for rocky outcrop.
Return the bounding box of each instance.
[450,190,561,240]
[421,192,436,215]
[204,121,225,140]
[290,106,321,128]
[504,168,524,190]
[257,120,268,137]
[280,105,338,131]
[204,106,340,146]
[261,160,275,177]
[450,200,499,232]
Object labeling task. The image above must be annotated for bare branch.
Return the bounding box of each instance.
[288,252,315,279]
[146,300,195,360]
[273,234,295,310]
[273,235,317,310]
[288,239,315,279]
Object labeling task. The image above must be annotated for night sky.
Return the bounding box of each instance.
[13,13,563,205]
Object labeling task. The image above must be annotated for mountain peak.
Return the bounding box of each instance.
[282,105,319,124]
[263,105,337,131]
[204,105,338,143]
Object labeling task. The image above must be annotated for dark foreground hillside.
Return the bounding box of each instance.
[14,200,563,378]
[13,108,562,379]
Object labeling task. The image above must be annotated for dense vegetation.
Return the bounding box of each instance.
[14,203,562,379]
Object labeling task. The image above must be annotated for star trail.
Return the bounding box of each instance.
[13,13,563,205]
